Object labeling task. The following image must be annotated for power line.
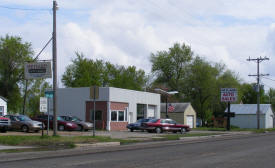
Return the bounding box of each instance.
[262,76,275,82]
[0,5,50,11]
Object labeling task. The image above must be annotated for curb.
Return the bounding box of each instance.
[76,142,120,148]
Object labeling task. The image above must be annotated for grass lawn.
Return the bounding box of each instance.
[0,135,137,149]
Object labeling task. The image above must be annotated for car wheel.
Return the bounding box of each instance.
[34,130,39,133]
[173,131,177,134]
[0,129,7,133]
[130,129,134,132]
[155,127,162,134]
[58,125,65,131]
[78,125,84,131]
[181,128,186,134]
[21,125,29,133]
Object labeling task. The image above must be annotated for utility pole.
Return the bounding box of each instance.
[247,56,269,129]
[52,0,58,136]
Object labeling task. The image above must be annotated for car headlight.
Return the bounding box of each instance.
[66,123,73,127]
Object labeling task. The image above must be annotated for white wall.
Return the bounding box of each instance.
[109,87,160,122]
[0,98,7,116]
[265,108,274,128]
[57,88,90,121]
[231,114,265,129]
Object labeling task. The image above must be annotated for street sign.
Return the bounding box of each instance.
[224,112,235,117]
[24,62,52,79]
[221,88,238,102]
[90,86,99,99]
[45,90,54,98]
[40,97,47,112]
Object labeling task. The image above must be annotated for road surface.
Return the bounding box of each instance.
[1,133,275,168]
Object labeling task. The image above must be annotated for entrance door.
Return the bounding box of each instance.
[147,105,155,118]
[186,115,194,128]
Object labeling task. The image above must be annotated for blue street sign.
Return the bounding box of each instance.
[45,90,54,98]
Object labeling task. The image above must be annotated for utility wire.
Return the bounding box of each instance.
[262,76,275,82]
[0,5,50,11]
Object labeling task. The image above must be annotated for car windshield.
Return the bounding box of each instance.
[57,116,65,121]
[149,119,159,123]
[72,116,81,122]
[16,115,32,121]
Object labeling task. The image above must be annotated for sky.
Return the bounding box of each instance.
[0,0,275,90]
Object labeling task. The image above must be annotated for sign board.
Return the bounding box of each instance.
[24,62,52,79]
[40,97,47,112]
[221,88,238,102]
[90,86,99,99]
[45,90,54,98]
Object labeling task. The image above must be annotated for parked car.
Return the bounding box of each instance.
[32,114,78,131]
[126,118,153,132]
[142,118,191,134]
[4,115,43,133]
[0,116,10,133]
[60,115,93,131]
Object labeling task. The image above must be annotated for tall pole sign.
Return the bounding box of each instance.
[221,88,237,131]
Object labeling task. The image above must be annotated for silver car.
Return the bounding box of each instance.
[60,116,93,131]
[4,115,43,133]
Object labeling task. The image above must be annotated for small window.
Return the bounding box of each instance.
[118,111,124,121]
[0,106,3,116]
[91,110,103,121]
[111,111,117,121]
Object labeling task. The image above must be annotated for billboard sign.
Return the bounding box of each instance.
[24,62,52,79]
[221,88,238,102]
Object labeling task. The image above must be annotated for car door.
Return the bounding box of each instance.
[10,116,21,130]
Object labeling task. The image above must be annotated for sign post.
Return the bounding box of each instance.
[45,89,54,135]
[221,88,238,131]
[40,97,48,136]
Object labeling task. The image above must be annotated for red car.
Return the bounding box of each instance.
[32,115,78,131]
[0,116,10,133]
[142,118,190,134]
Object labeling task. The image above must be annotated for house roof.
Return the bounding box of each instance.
[161,103,190,113]
[225,104,272,115]
[0,96,7,102]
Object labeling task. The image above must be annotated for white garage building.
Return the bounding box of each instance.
[229,104,274,129]
[54,87,160,131]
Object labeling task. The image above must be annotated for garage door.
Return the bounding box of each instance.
[187,115,194,128]
[147,105,155,118]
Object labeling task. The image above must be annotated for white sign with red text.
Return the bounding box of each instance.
[221,88,238,102]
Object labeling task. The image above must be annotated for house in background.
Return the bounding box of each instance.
[161,103,196,128]
[0,96,7,116]
[228,104,274,129]
[53,87,160,131]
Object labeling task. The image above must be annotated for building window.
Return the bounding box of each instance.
[0,106,3,116]
[91,110,103,121]
[111,110,126,122]
[111,111,117,121]
[137,104,146,120]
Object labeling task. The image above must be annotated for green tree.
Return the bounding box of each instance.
[0,35,33,113]
[62,52,147,91]
[150,43,193,93]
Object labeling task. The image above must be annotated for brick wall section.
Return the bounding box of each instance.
[110,122,128,131]
[110,102,129,131]
[110,102,128,110]
[86,101,107,130]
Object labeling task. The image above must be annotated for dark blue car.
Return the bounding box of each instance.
[127,118,153,132]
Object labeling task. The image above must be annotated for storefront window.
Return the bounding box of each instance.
[111,111,117,121]
[118,111,124,121]
[90,110,103,121]
[0,106,3,116]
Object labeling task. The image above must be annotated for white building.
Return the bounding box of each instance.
[55,87,160,131]
[228,104,274,129]
[0,96,7,116]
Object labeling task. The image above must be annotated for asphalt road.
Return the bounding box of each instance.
[2,133,275,168]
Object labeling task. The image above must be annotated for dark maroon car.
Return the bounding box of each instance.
[142,118,190,134]
[32,115,78,131]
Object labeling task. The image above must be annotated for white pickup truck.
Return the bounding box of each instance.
[0,116,10,133]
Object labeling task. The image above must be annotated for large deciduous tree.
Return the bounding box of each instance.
[0,35,34,113]
[62,52,147,91]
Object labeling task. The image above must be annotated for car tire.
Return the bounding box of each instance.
[0,129,7,133]
[181,128,186,134]
[21,125,29,133]
[155,127,162,134]
[34,130,39,133]
[173,131,177,134]
[130,129,134,132]
[58,125,65,131]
